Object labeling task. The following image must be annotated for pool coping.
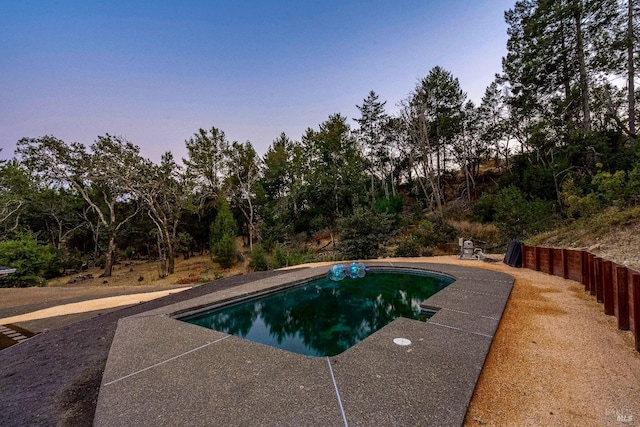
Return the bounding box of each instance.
[93,261,514,426]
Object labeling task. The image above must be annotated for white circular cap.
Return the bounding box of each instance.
[393,338,412,346]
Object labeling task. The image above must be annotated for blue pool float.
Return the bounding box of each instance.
[328,262,367,281]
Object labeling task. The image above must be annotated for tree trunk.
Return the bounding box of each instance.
[370,171,375,196]
[628,0,636,145]
[464,163,473,203]
[156,231,167,278]
[102,233,116,277]
[249,201,254,252]
[574,3,591,132]
[163,223,175,275]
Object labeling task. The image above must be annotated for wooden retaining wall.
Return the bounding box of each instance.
[521,244,640,352]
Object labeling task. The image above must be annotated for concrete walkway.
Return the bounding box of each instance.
[0,287,192,325]
[94,262,514,426]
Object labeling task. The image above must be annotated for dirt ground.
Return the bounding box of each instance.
[2,255,640,426]
[437,258,640,426]
[45,253,246,288]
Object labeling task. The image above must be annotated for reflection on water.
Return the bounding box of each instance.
[184,271,453,357]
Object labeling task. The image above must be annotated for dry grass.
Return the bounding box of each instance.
[46,254,244,288]
[526,206,640,270]
[448,220,498,243]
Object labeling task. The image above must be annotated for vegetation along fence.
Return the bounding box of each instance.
[521,245,640,353]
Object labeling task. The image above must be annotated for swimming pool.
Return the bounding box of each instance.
[96,262,515,426]
[180,269,454,357]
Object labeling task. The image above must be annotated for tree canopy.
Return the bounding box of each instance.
[1,0,638,285]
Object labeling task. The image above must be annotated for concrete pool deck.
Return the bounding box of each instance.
[94,262,514,426]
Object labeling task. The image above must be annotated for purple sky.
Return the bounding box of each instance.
[1,0,515,163]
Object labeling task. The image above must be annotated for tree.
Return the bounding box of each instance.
[502,0,593,136]
[183,127,229,211]
[258,133,306,242]
[302,114,367,229]
[36,187,85,250]
[402,66,466,215]
[451,100,490,202]
[0,159,31,237]
[224,140,262,250]
[136,152,187,276]
[478,80,510,166]
[591,0,639,143]
[17,135,142,277]
[354,91,392,199]
[210,199,237,269]
[337,208,393,259]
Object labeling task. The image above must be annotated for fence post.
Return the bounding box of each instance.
[589,253,596,293]
[595,257,604,303]
[562,249,569,279]
[602,260,614,315]
[615,266,630,330]
[584,253,590,291]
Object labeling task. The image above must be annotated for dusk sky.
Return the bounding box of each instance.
[1,0,516,163]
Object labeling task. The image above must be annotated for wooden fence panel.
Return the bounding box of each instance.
[523,245,536,270]
[539,247,552,274]
[595,257,604,303]
[582,251,590,288]
[587,253,595,294]
[602,260,614,315]
[591,254,598,296]
[629,270,639,336]
[566,249,582,282]
[614,264,630,330]
[631,272,640,352]
[552,248,564,278]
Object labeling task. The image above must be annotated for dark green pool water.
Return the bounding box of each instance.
[181,270,454,357]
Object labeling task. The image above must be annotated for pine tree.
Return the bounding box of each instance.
[210,199,237,269]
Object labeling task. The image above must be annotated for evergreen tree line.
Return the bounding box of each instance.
[0,0,638,286]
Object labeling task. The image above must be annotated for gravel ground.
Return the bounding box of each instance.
[449,260,640,426]
[1,258,639,426]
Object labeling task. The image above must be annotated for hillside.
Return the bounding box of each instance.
[526,206,640,270]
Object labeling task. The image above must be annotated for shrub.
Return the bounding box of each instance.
[593,170,627,205]
[271,244,315,268]
[0,232,53,287]
[337,208,394,260]
[472,192,498,223]
[448,220,498,243]
[273,244,288,268]
[560,176,601,219]
[248,245,270,271]
[592,168,640,207]
[494,185,552,241]
[374,194,403,218]
[394,238,422,257]
[413,219,457,247]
